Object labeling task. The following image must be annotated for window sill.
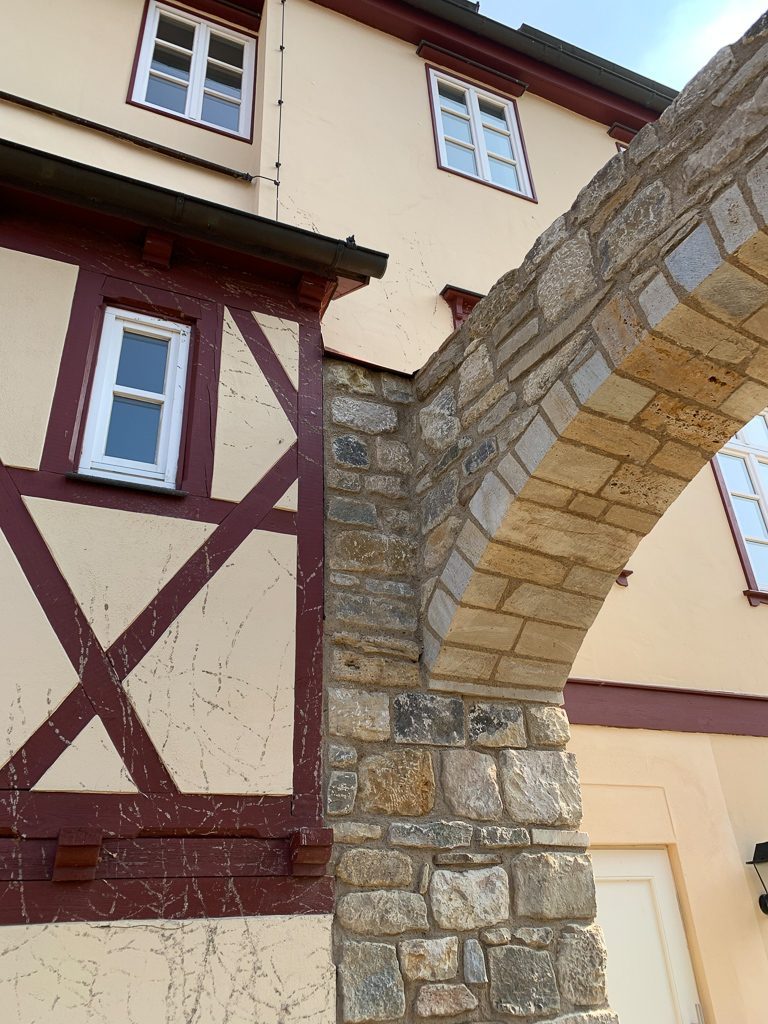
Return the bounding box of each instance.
[436,161,538,202]
[66,472,188,498]
[744,589,768,607]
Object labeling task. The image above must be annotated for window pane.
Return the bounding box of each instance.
[116,331,169,394]
[483,126,514,159]
[438,82,468,114]
[747,541,768,589]
[733,496,768,539]
[478,99,507,130]
[146,74,187,113]
[445,140,477,176]
[201,92,240,131]
[441,109,473,144]
[205,62,242,99]
[156,14,194,50]
[151,44,191,81]
[208,33,244,68]
[719,453,754,493]
[489,157,520,191]
[105,398,162,465]
[742,414,768,449]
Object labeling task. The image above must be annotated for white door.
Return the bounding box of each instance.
[591,848,703,1024]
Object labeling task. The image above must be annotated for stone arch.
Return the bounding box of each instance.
[417,15,768,703]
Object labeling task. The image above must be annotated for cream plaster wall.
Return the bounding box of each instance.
[24,498,215,649]
[32,716,138,793]
[0,526,79,769]
[572,464,768,695]
[0,247,78,470]
[124,528,297,794]
[211,309,297,503]
[0,914,335,1024]
[571,724,768,1024]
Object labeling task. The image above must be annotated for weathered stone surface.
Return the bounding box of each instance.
[328,469,362,492]
[489,945,560,1017]
[334,822,383,844]
[469,702,526,747]
[515,927,554,947]
[393,692,465,746]
[441,750,503,821]
[503,584,601,631]
[499,750,582,826]
[329,687,391,742]
[331,532,417,576]
[375,437,413,473]
[332,397,398,434]
[461,380,510,428]
[328,363,376,394]
[420,387,461,452]
[434,851,501,867]
[366,474,408,499]
[464,938,488,983]
[357,749,435,816]
[512,853,597,920]
[331,649,420,688]
[327,771,358,816]
[478,825,530,849]
[592,292,646,366]
[597,180,673,278]
[422,471,459,532]
[458,344,494,407]
[556,926,608,1006]
[532,828,590,848]
[399,936,459,981]
[463,437,498,476]
[480,926,511,945]
[389,820,473,849]
[340,941,405,1023]
[554,1013,619,1024]
[382,373,413,403]
[333,434,370,468]
[329,742,358,768]
[537,232,598,322]
[424,516,462,572]
[334,592,417,632]
[430,867,510,930]
[337,890,429,935]
[337,849,414,888]
[415,983,478,1017]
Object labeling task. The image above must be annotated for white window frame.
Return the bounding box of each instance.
[428,67,534,199]
[716,409,768,594]
[78,307,191,489]
[132,0,256,138]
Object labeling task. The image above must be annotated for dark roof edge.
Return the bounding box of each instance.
[0,140,389,282]
[402,0,678,111]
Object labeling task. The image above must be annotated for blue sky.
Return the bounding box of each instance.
[479,0,768,90]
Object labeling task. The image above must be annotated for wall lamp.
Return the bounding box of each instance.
[748,843,768,914]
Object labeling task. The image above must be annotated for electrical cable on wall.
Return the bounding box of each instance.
[275,0,286,220]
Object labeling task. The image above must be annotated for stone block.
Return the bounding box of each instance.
[503,583,601,630]
[488,945,560,1017]
[521,478,573,509]
[430,866,510,930]
[712,185,759,253]
[563,565,616,599]
[328,771,358,816]
[638,274,678,327]
[534,442,619,494]
[637,392,739,451]
[495,656,569,692]
[480,926,512,945]
[433,438,471,476]
[721,380,768,420]
[512,852,596,919]
[329,742,358,768]
[331,531,417,577]
[585,375,655,421]
[376,437,412,473]
[477,392,520,434]
[328,470,362,492]
[337,849,413,888]
[393,692,465,746]
[366,475,408,499]
[745,308,768,342]
[736,231,768,279]
[537,233,598,324]
[601,462,688,515]
[399,937,458,981]
[479,542,567,586]
[415,983,478,1017]
[515,620,587,663]
[333,592,417,632]
[421,387,461,452]
[357,749,435,816]
[464,437,498,476]
[557,926,607,1006]
[499,750,581,826]
[331,649,420,688]
[333,434,369,468]
[478,825,530,848]
[515,415,557,474]
[522,334,586,406]
[441,551,474,601]
[334,822,383,844]
[441,750,503,820]
[456,520,489,567]
[424,516,462,572]
[432,645,498,681]
[597,180,673,278]
[463,939,488,984]
[660,300,757,362]
[434,852,501,867]
[446,607,523,650]
[526,705,570,746]
[422,472,459,533]
[515,927,553,947]
[570,351,611,403]
[340,941,405,1023]
[382,374,413,403]
[332,397,397,434]
[461,380,510,429]
[470,473,513,535]
[329,497,378,527]
[541,380,579,434]
[497,318,539,368]
[532,829,590,848]
[328,363,376,394]
[665,222,723,292]
[563,412,660,463]
[458,344,494,407]
[604,503,659,533]
[592,292,646,366]
[568,494,607,517]
[389,820,473,849]
[462,573,508,609]
[428,588,458,639]
[468,702,525,747]
[337,890,429,935]
[556,1014,619,1024]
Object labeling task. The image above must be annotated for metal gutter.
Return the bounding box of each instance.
[0,140,389,282]
[400,0,678,112]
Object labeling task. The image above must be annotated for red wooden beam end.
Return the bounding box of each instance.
[298,273,336,314]
[290,828,333,877]
[441,284,485,329]
[52,827,102,882]
[142,229,174,269]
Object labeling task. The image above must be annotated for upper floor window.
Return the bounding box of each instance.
[715,410,768,600]
[427,68,534,200]
[131,1,256,138]
[78,307,191,489]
